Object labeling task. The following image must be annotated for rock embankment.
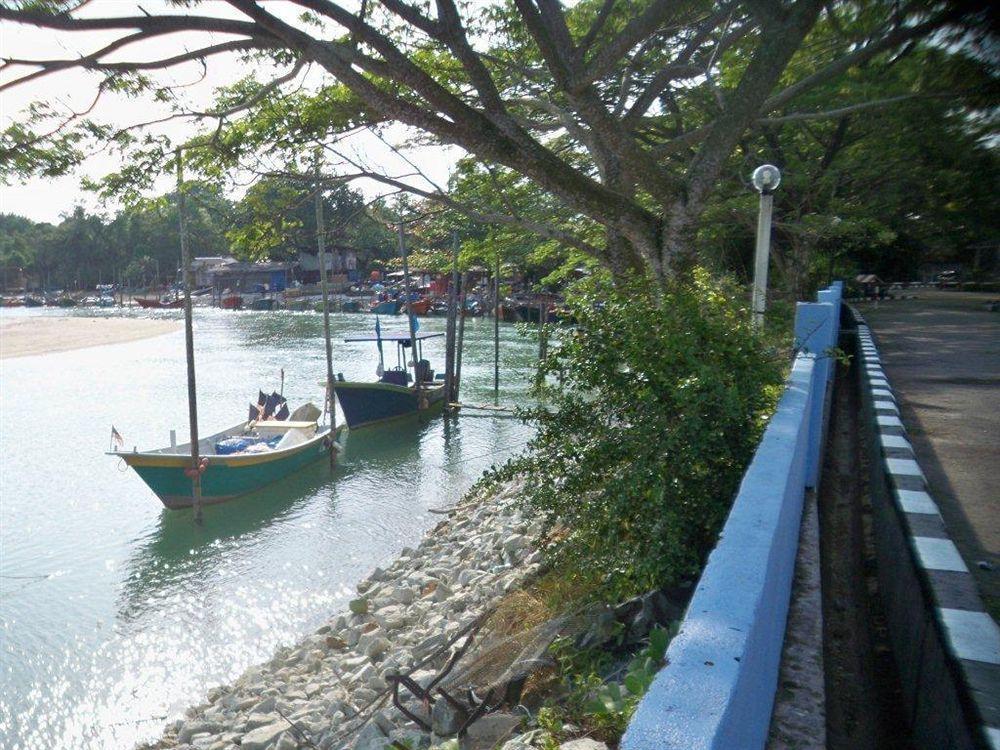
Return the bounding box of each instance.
[144,480,546,750]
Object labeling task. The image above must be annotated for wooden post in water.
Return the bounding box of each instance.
[176,148,202,523]
[539,303,549,358]
[398,223,422,405]
[454,270,468,403]
[493,252,500,395]
[314,157,337,462]
[444,231,460,404]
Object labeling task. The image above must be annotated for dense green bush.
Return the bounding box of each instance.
[497,271,783,599]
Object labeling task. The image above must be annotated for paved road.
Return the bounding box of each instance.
[861,291,999,617]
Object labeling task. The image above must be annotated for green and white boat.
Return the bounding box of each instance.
[111,407,344,510]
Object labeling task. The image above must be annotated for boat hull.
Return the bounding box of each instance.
[370,300,402,315]
[117,428,336,509]
[334,381,446,429]
[135,298,184,309]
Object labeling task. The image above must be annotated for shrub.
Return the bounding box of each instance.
[496,270,782,600]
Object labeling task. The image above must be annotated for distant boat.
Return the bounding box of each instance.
[56,296,78,307]
[22,296,43,307]
[221,294,243,310]
[110,401,342,509]
[250,297,276,311]
[370,299,402,315]
[334,330,446,429]
[135,297,184,309]
[404,297,433,316]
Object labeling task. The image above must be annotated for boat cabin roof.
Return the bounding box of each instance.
[344,332,443,344]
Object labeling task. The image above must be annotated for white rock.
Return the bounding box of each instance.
[392,586,416,605]
[560,740,609,750]
[239,720,287,750]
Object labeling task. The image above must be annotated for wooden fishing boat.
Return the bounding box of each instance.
[249,296,276,310]
[221,294,243,310]
[370,299,402,315]
[135,296,184,309]
[334,330,446,429]
[110,406,342,509]
[404,297,433,315]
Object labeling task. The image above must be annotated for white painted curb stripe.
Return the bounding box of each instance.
[880,433,911,450]
[913,537,969,572]
[984,725,1000,750]
[875,399,899,413]
[887,458,923,477]
[878,415,904,428]
[895,489,938,515]
[872,388,895,400]
[938,608,1000,665]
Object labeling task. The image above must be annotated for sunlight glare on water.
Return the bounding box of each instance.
[0,307,537,749]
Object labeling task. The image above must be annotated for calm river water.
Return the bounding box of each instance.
[0,307,537,749]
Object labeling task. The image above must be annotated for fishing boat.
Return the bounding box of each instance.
[135,296,184,309]
[111,398,342,509]
[110,148,345,518]
[334,329,447,429]
[370,299,402,315]
[249,296,276,311]
[221,293,243,310]
[404,297,433,316]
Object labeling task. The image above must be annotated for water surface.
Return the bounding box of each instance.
[0,307,536,749]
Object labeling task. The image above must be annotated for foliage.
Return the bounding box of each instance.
[537,625,676,745]
[0,178,391,290]
[5,0,991,286]
[491,271,782,600]
[226,177,393,262]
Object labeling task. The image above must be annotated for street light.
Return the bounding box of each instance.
[750,164,780,329]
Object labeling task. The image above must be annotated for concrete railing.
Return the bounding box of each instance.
[622,283,842,750]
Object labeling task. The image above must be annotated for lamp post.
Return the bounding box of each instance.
[750,164,781,329]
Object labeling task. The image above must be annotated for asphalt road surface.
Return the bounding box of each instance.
[861,290,999,617]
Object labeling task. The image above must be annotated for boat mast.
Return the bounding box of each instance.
[314,154,337,452]
[176,147,202,523]
[398,223,421,404]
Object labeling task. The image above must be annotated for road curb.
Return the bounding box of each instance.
[852,308,999,749]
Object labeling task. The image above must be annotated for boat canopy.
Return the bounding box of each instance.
[344,332,443,345]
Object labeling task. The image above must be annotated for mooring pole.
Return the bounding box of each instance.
[398,223,422,405]
[444,232,460,404]
[315,155,336,463]
[454,270,468,403]
[538,302,549,369]
[176,148,202,523]
[493,252,500,395]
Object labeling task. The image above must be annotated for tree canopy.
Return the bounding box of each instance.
[2,0,994,286]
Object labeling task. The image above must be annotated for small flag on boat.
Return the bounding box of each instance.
[110,425,124,449]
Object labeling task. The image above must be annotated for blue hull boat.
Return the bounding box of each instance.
[334,380,446,429]
[370,300,402,315]
[335,328,446,429]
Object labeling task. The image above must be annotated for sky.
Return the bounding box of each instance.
[0,0,457,225]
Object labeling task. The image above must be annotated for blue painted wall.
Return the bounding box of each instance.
[622,284,842,750]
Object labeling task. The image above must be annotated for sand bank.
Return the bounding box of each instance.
[0,316,181,359]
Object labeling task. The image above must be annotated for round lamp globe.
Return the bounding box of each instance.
[751,164,781,194]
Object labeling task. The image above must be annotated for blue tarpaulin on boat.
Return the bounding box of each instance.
[215,435,282,455]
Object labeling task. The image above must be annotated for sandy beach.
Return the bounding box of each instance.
[0,316,181,359]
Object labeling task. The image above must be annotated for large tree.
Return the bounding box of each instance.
[0,0,992,283]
